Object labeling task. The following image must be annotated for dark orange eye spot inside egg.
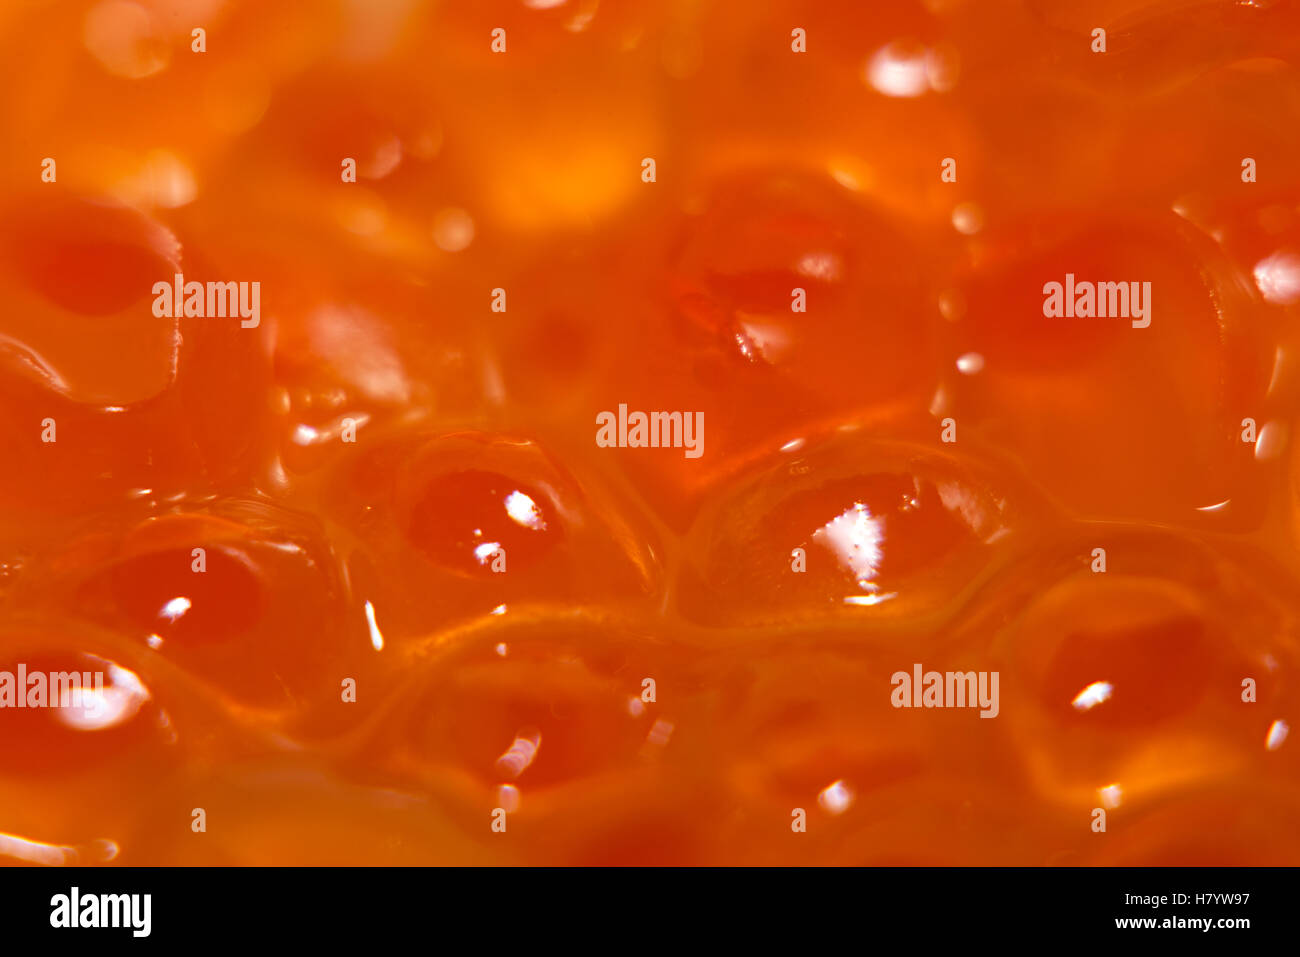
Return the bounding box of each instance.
[108,547,264,646]
[406,470,562,574]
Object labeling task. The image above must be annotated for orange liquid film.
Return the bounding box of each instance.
[2,0,1300,866]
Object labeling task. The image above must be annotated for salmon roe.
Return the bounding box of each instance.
[2,0,1300,865]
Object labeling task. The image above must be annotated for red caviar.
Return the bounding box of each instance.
[1,0,1299,866]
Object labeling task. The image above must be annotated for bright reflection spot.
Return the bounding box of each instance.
[495,783,521,813]
[818,779,854,815]
[475,542,502,565]
[1255,420,1287,462]
[83,0,169,79]
[865,43,958,97]
[490,604,507,616]
[1263,343,1284,395]
[956,351,985,375]
[951,202,984,236]
[1195,499,1231,513]
[303,306,410,404]
[563,0,598,32]
[1253,252,1300,304]
[146,633,163,650]
[1072,681,1113,712]
[504,490,546,531]
[2,833,120,866]
[645,718,674,747]
[812,502,884,590]
[159,596,191,622]
[1098,783,1123,809]
[843,593,897,606]
[627,696,645,717]
[736,318,790,362]
[929,383,950,417]
[866,43,929,97]
[0,832,76,866]
[495,642,508,657]
[780,438,805,453]
[1266,719,1289,751]
[157,709,178,745]
[827,158,871,192]
[268,456,290,491]
[363,600,384,651]
[796,251,841,281]
[56,662,149,732]
[432,207,475,252]
[938,289,966,321]
[731,327,761,363]
[496,729,541,778]
[116,150,198,209]
[934,480,1001,543]
[363,136,403,180]
[263,542,306,556]
[292,423,320,446]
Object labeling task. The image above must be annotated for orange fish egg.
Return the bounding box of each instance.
[0,0,1299,868]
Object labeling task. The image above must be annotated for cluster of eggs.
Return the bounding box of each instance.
[1,0,1299,864]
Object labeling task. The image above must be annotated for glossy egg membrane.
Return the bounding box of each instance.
[3,0,1300,866]
[320,430,663,640]
[52,501,382,737]
[686,631,1033,865]
[977,529,1300,825]
[950,212,1275,525]
[0,192,271,527]
[0,618,250,866]
[341,617,718,865]
[582,168,938,527]
[676,430,1048,629]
